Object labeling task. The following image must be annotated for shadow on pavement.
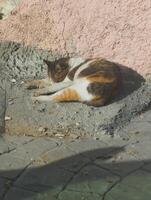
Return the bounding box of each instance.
[0,146,150,199]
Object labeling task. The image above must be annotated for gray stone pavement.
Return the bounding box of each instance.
[0,108,151,200]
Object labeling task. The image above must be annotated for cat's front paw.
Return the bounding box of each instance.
[33,91,41,97]
[32,88,49,97]
[31,95,49,102]
[24,80,38,90]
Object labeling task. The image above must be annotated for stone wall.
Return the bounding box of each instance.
[0,0,151,77]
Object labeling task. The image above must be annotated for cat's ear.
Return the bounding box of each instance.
[43,59,53,67]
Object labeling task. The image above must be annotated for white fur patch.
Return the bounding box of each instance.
[73,79,93,101]
[63,76,71,82]
[68,57,86,70]
[32,95,53,102]
[32,79,93,102]
[74,60,95,80]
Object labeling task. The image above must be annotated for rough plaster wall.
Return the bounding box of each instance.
[0,0,151,77]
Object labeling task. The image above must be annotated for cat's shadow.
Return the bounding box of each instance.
[111,63,145,103]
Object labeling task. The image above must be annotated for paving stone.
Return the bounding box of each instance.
[4,135,34,147]
[0,153,29,179]
[31,190,61,200]
[3,186,62,200]
[14,162,73,193]
[67,139,122,161]
[142,162,151,172]
[124,140,151,161]
[58,190,102,200]
[10,137,57,162]
[105,170,151,200]
[3,187,36,200]
[118,118,151,162]
[4,188,89,200]
[120,120,151,140]
[39,145,90,173]
[0,137,9,154]
[99,134,129,147]
[95,150,144,176]
[0,135,34,154]
[0,177,10,198]
[64,164,119,196]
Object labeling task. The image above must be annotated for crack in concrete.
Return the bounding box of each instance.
[0,146,16,156]
[102,178,122,200]
[102,166,147,200]
[1,162,32,200]
[57,188,102,198]
[61,21,69,57]
[57,160,121,199]
[141,168,151,174]
[56,0,69,57]
[59,0,66,18]
[0,137,36,156]
[56,162,90,199]
[7,136,58,153]
[93,162,121,179]
[12,183,51,194]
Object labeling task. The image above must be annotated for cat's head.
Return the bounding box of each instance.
[43,58,70,82]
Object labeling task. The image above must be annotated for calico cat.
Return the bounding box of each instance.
[25,57,121,107]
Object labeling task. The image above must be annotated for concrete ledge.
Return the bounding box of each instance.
[0,85,6,135]
[0,42,151,137]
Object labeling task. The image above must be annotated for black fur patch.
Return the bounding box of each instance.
[78,59,120,78]
[67,59,90,80]
[44,58,70,82]
[87,82,114,97]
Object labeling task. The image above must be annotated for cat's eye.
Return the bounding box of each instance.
[56,64,62,72]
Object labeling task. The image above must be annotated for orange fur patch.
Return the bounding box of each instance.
[86,74,116,83]
[85,96,106,106]
[53,88,80,102]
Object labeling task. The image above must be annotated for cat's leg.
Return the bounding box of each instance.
[25,78,52,89]
[31,79,107,107]
[32,86,80,102]
[84,98,106,107]
[32,79,93,103]
[33,81,73,97]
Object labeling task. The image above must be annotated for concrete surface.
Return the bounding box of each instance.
[0,0,151,77]
[0,85,5,135]
[0,41,151,137]
[0,0,21,19]
[0,108,151,199]
[0,1,151,199]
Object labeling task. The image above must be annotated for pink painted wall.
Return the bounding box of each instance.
[0,0,151,77]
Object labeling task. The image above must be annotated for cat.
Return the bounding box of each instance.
[25,57,121,107]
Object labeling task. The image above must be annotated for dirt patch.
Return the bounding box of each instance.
[0,41,151,138]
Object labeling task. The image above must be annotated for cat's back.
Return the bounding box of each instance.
[67,57,121,106]
[67,57,121,83]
